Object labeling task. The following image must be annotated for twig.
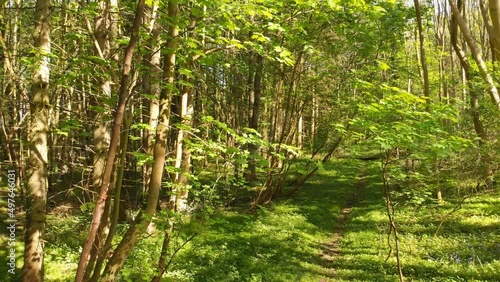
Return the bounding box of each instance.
[433,185,473,237]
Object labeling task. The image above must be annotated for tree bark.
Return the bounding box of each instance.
[142,1,161,196]
[172,83,193,212]
[22,0,51,280]
[480,0,497,61]
[489,0,500,60]
[450,0,488,141]
[247,54,263,181]
[90,0,119,201]
[89,108,133,282]
[83,0,120,278]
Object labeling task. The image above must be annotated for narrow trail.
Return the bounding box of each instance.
[320,171,365,277]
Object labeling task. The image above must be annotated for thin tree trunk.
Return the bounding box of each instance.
[297,114,303,150]
[99,1,177,280]
[414,0,431,103]
[311,91,317,152]
[90,0,119,201]
[142,1,161,195]
[247,54,263,181]
[172,82,193,212]
[450,0,488,141]
[152,82,193,279]
[75,1,145,281]
[83,1,121,275]
[480,0,497,61]
[382,155,404,282]
[89,108,133,282]
[489,0,500,60]
[449,0,500,109]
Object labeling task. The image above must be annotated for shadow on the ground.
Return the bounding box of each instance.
[164,158,500,282]
[168,159,371,281]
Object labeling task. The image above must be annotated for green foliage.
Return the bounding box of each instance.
[3,0,499,280]
[352,82,474,207]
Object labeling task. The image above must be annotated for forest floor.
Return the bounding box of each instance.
[1,159,499,281]
[155,159,500,282]
[158,158,499,282]
[319,167,363,278]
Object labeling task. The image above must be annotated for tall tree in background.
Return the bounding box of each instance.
[82,1,120,279]
[142,0,161,198]
[22,0,51,280]
[414,0,430,101]
[449,0,500,109]
[450,0,488,142]
[246,54,263,181]
[90,0,119,200]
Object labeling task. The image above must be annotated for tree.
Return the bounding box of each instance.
[449,0,500,109]
[22,0,51,280]
[75,0,145,280]
[99,0,178,280]
[488,0,500,60]
[414,0,430,102]
[450,0,488,142]
[90,0,119,201]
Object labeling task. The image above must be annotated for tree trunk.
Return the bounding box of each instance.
[247,54,263,181]
[142,1,161,195]
[83,1,120,278]
[311,90,317,152]
[450,0,488,141]
[22,0,51,281]
[151,84,193,282]
[172,82,193,212]
[75,1,145,281]
[480,0,497,61]
[297,114,303,150]
[99,1,177,280]
[89,108,133,282]
[489,0,500,60]
[90,0,118,201]
[414,0,431,103]
[449,0,500,109]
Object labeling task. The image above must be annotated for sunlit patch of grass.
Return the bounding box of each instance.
[169,206,332,281]
[327,160,500,281]
[43,213,86,281]
[45,245,79,281]
[157,159,363,281]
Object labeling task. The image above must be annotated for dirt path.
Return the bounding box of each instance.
[320,173,365,277]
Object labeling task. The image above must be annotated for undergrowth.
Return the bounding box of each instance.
[1,159,498,281]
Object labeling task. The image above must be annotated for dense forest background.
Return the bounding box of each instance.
[0,0,498,281]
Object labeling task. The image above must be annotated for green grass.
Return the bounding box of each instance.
[158,159,499,281]
[0,211,86,281]
[329,161,500,282]
[141,160,360,281]
[1,159,499,281]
